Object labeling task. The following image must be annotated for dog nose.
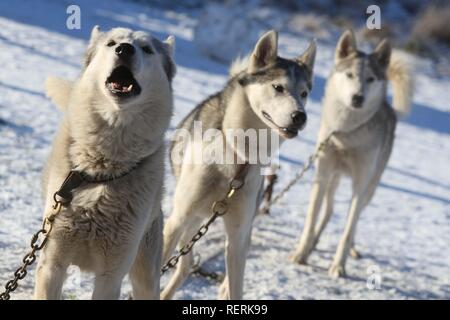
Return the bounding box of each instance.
[291,111,307,128]
[351,94,364,108]
[115,43,135,59]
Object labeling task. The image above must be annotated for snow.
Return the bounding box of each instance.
[0,0,449,300]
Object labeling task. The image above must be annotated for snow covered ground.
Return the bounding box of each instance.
[0,0,449,300]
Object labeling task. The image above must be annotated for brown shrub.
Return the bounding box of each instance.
[412,5,450,45]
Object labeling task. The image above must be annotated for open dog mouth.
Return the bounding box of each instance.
[262,111,299,139]
[105,65,141,98]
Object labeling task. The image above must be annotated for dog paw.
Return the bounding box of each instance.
[328,264,346,279]
[218,288,229,300]
[289,251,309,265]
[349,247,361,259]
[218,280,229,300]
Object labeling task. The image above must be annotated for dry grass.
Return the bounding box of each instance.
[412,5,450,45]
[288,13,331,39]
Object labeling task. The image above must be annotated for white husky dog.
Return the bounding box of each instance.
[291,30,413,278]
[162,30,316,299]
[35,26,176,299]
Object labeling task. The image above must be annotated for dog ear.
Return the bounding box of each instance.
[335,30,356,62]
[248,30,278,73]
[163,36,176,82]
[297,40,316,73]
[153,36,177,82]
[84,25,103,68]
[164,35,175,57]
[373,38,391,69]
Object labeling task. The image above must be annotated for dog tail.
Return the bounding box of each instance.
[45,76,74,112]
[229,55,249,78]
[387,50,414,117]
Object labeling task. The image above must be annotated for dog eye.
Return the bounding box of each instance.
[142,46,153,54]
[346,72,353,79]
[367,77,375,83]
[107,40,116,47]
[272,84,284,93]
[301,91,308,98]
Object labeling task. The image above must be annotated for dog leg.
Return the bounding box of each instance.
[349,238,361,259]
[348,174,381,261]
[34,249,68,300]
[291,156,335,264]
[329,191,366,278]
[259,173,277,215]
[92,272,125,300]
[290,182,327,264]
[93,245,139,299]
[129,213,163,300]
[218,275,229,299]
[312,174,340,249]
[161,216,203,300]
[222,208,253,300]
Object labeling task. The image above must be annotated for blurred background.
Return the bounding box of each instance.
[154,0,450,74]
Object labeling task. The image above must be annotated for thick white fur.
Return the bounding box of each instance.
[290,30,413,278]
[229,55,249,77]
[44,77,74,112]
[161,30,316,299]
[35,26,175,299]
[388,50,414,117]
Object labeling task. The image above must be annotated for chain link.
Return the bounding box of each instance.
[190,252,225,283]
[161,164,248,275]
[268,132,334,207]
[0,202,62,300]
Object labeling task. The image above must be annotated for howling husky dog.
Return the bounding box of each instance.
[35,26,176,299]
[291,30,413,278]
[162,30,316,299]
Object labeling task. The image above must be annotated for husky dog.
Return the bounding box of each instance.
[35,26,176,299]
[291,30,413,278]
[162,30,316,299]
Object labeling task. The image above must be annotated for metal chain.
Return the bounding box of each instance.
[163,133,334,280]
[161,164,248,275]
[190,134,334,282]
[269,132,335,206]
[0,201,62,300]
[1,131,331,297]
[191,253,224,283]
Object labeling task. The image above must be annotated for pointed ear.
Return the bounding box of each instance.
[89,25,102,44]
[297,40,316,72]
[153,36,177,82]
[373,38,391,69]
[164,35,175,57]
[84,25,103,68]
[335,30,356,62]
[248,30,278,73]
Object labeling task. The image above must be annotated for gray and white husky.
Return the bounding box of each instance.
[35,26,176,299]
[290,30,413,278]
[162,30,316,299]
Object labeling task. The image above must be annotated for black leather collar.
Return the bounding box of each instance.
[53,161,141,205]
